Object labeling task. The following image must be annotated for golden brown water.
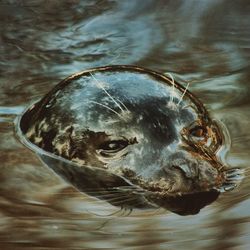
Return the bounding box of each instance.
[1,0,250,249]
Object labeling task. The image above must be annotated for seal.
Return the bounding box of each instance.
[17,65,243,215]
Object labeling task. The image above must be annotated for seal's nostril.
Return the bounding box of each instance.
[171,164,196,178]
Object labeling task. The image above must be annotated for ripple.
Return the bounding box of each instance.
[1,0,250,249]
[0,106,24,115]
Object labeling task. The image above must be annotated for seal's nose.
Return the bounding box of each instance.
[171,163,197,179]
[162,151,199,179]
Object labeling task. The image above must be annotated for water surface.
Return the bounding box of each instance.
[1,0,250,249]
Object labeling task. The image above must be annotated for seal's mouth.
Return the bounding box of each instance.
[166,160,244,194]
[120,157,244,197]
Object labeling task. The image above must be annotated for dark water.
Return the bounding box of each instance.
[1,0,250,249]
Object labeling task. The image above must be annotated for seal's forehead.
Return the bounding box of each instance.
[49,69,202,130]
[92,71,171,98]
[71,71,175,100]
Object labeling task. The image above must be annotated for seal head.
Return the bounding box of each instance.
[18,66,243,214]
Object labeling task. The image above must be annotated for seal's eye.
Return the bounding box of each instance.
[97,139,129,157]
[183,122,222,153]
[190,126,206,138]
[100,140,128,151]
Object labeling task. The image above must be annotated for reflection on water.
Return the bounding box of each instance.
[1,0,250,249]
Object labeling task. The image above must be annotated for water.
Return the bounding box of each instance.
[1,0,250,249]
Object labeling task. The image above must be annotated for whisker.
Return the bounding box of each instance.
[177,81,190,106]
[103,194,136,204]
[89,72,125,113]
[118,207,134,217]
[85,192,137,205]
[119,207,132,217]
[43,189,126,196]
[125,208,133,216]
[95,216,117,230]
[82,185,139,192]
[165,72,176,103]
[136,207,163,217]
[88,100,122,119]
[95,193,130,200]
[83,187,146,201]
[117,198,149,211]
[114,207,126,217]
[115,97,129,112]
[75,186,142,195]
[165,72,179,111]
[114,185,145,191]
[85,191,146,201]
[106,207,125,217]
[106,194,146,208]
[181,104,192,110]
[87,207,124,217]
[83,190,126,195]
[79,194,134,210]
